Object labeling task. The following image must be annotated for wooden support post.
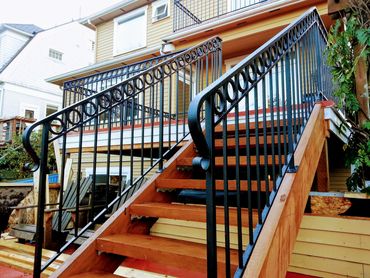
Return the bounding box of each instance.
[354,44,369,126]
[63,158,73,191]
[53,139,62,184]
[316,140,330,192]
[33,170,39,224]
[43,211,53,249]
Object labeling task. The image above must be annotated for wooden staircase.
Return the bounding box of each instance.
[52,104,328,278]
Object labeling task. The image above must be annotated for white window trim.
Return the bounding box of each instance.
[152,0,170,23]
[20,103,40,120]
[113,6,148,56]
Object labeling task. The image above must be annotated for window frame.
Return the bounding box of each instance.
[113,6,148,56]
[152,0,170,23]
[49,48,63,61]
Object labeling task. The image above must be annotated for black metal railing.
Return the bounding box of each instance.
[23,37,222,278]
[173,0,268,32]
[62,51,179,108]
[188,8,332,277]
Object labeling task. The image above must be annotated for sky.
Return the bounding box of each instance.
[0,0,123,29]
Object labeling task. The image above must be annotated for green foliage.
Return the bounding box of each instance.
[0,131,56,181]
[344,121,370,193]
[327,13,370,193]
[326,15,369,116]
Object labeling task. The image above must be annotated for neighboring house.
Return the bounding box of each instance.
[22,1,368,278]
[0,21,95,143]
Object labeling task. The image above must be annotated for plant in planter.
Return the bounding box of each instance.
[326,0,369,193]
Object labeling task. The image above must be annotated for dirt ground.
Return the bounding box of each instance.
[0,186,32,232]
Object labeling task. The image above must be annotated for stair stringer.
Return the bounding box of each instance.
[243,103,328,278]
[52,139,197,278]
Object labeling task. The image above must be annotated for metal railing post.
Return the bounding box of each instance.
[285,49,297,173]
[158,66,165,171]
[205,96,217,278]
[33,124,50,278]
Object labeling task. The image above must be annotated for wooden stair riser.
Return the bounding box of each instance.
[129,202,259,226]
[177,155,284,167]
[156,179,267,191]
[96,234,239,275]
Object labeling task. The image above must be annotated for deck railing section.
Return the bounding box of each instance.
[173,0,268,32]
[62,51,178,107]
[23,37,222,278]
[188,8,332,277]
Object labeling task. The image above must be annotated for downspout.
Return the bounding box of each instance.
[0,82,4,118]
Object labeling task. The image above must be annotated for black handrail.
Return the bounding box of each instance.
[23,36,222,278]
[188,7,332,277]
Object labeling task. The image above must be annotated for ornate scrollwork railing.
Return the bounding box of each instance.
[23,36,222,278]
[62,51,180,107]
[188,8,332,277]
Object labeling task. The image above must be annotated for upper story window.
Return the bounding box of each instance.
[49,48,63,61]
[152,0,169,22]
[24,109,35,119]
[113,6,147,55]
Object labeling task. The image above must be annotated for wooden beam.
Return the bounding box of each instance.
[328,0,349,15]
[316,139,330,192]
[243,104,328,277]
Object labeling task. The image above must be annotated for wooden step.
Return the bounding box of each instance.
[214,119,302,133]
[96,233,238,274]
[177,155,283,167]
[156,179,267,191]
[68,271,121,278]
[120,257,205,278]
[215,135,283,149]
[129,202,258,226]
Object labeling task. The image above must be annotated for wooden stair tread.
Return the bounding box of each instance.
[156,179,267,191]
[121,257,205,278]
[177,155,283,167]
[214,119,301,133]
[68,271,121,278]
[129,202,258,226]
[215,135,283,148]
[97,233,238,273]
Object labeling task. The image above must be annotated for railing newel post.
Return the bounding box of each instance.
[205,95,217,278]
[33,123,50,278]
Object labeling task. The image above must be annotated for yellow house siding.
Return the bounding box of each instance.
[329,167,350,192]
[150,215,370,278]
[95,2,173,63]
[96,21,114,63]
[147,2,172,48]
[70,153,153,182]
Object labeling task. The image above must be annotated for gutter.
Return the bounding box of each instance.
[2,24,37,37]
[79,0,136,25]
[164,0,307,43]
[0,83,4,117]
[46,45,161,84]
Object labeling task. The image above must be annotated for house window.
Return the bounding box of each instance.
[46,105,58,116]
[152,0,169,22]
[113,6,147,55]
[24,109,35,119]
[49,49,63,61]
